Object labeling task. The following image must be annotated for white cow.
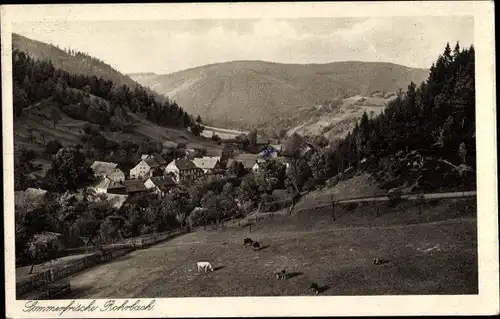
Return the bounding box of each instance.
[197,261,214,272]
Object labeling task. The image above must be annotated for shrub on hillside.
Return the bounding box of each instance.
[45,140,63,155]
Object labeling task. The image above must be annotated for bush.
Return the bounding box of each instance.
[211,134,221,142]
[45,140,63,155]
[387,189,403,207]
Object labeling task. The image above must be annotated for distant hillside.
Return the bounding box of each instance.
[130,60,429,132]
[12,33,165,103]
[286,93,398,140]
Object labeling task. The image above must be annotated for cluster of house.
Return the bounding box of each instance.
[89,152,223,198]
[226,141,316,174]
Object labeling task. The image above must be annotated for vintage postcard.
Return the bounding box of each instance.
[2,2,498,318]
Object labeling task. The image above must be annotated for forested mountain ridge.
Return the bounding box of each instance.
[288,42,476,193]
[129,60,429,133]
[12,33,166,103]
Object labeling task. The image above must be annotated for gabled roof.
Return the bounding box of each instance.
[91,177,111,189]
[105,193,129,210]
[206,149,223,157]
[192,156,220,170]
[169,158,197,170]
[91,161,118,176]
[144,157,161,168]
[163,140,177,148]
[151,153,167,165]
[123,179,148,193]
[228,153,265,169]
[141,154,149,160]
[149,176,177,191]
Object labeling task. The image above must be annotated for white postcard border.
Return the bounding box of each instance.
[2,2,498,317]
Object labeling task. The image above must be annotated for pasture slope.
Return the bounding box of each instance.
[59,197,477,298]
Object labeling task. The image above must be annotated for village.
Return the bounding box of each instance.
[15,135,317,231]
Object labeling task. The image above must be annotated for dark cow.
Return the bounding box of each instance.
[275,269,287,280]
[243,237,253,247]
[309,283,319,294]
[253,242,261,251]
[373,258,388,265]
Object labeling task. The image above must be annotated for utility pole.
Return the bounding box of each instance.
[331,196,337,221]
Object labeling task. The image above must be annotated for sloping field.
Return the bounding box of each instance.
[294,174,384,211]
[14,104,221,158]
[60,198,477,298]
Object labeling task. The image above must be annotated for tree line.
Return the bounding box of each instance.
[13,49,203,133]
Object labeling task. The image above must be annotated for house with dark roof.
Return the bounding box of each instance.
[89,177,126,194]
[192,156,222,174]
[91,161,125,182]
[227,153,266,173]
[123,179,149,194]
[165,158,204,183]
[129,154,165,180]
[144,176,177,197]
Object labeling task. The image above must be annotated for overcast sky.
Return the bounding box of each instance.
[13,16,474,75]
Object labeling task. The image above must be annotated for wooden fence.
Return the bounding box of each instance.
[17,228,187,298]
[260,197,294,212]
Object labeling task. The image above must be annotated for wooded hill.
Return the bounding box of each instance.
[288,42,476,193]
[129,60,429,134]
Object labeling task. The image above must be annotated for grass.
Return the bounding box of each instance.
[16,253,94,281]
[56,197,477,298]
[295,173,384,211]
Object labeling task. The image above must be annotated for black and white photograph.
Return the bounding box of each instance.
[2,2,498,318]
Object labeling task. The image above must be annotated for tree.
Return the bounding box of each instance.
[160,188,192,229]
[283,133,304,158]
[248,129,258,148]
[211,134,221,143]
[27,232,64,274]
[45,140,63,155]
[255,160,287,194]
[229,160,247,178]
[45,148,94,192]
[191,123,204,136]
[238,174,260,203]
[196,115,203,124]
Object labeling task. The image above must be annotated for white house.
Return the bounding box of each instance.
[91,161,125,182]
[165,158,203,183]
[144,176,177,197]
[89,177,126,194]
[129,155,165,179]
[192,156,221,174]
[251,159,267,174]
[258,145,279,159]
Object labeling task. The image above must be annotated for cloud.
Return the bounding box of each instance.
[13,16,474,74]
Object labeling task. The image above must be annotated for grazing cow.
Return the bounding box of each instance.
[373,258,388,265]
[309,283,319,294]
[275,269,287,280]
[244,237,253,247]
[197,261,214,272]
[253,242,261,251]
